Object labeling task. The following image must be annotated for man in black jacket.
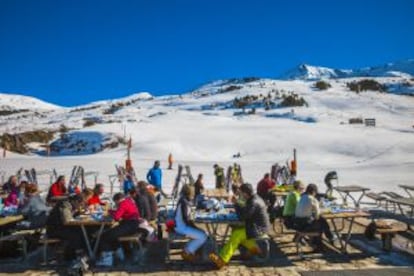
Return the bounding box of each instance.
[209,183,270,269]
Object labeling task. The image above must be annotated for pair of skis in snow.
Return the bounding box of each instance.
[14,167,37,185]
[69,165,86,192]
[24,168,38,185]
[171,164,194,200]
[271,162,293,185]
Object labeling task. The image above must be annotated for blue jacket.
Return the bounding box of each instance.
[146,167,162,190]
[123,179,134,195]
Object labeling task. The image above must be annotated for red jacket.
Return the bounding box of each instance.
[49,182,66,197]
[257,178,275,195]
[88,194,104,206]
[110,197,140,221]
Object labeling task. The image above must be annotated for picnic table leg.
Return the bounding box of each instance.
[329,218,345,253]
[342,217,356,253]
[381,233,393,252]
[355,192,367,208]
[222,225,231,243]
[338,192,348,206]
[345,193,359,207]
[92,223,106,260]
[205,223,213,236]
[80,225,94,259]
[402,188,413,199]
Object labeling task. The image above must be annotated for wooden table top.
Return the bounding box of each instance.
[387,197,414,207]
[65,216,114,226]
[375,219,408,234]
[270,190,289,196]
[204,189,229,198]
[0,215,24,227]
[49,195,69,201]
[322,210,370,219]
[334,186,370,193]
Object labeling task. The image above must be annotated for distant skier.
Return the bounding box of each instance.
[168,153,174,170]
[147,160,167,201]
[213,164,225,189]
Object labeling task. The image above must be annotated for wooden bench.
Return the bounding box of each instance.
[166,231,189,262]
[294,231,321,257]
[375,219,408,251]
[0,233,29,259]
[38,236,62,264]
[118,233,143,263]
[355,217,411,252]
[366,192,387,206]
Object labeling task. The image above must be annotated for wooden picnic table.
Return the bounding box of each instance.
[333,185,370,207]
[399,184,414,199]
[374,219,408,251]
[204,188,229,199]
[270,188,289,207]
[0,215,24,228]
[322,210,370,253]
[195,211,242,244]
[386,197,414,218]
[65,215,114,260]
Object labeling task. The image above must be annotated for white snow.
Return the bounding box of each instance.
[1,62,413,198]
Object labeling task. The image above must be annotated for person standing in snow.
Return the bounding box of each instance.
[146,160,167,201]
[168,153,174,170]
[213,164,225,189]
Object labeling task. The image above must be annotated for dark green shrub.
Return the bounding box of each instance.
[223,85,242,92]
[280,94,308,107]
[347,79,386,93]
[315,81,331,90]
[83,119,96,127]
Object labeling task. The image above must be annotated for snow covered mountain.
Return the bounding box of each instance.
[0,92,62,111]
[282,59,414,80]
[1,60,413,194]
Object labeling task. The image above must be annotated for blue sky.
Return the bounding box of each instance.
[1,0,413,106]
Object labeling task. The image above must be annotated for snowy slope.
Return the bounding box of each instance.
[1,61,414,196]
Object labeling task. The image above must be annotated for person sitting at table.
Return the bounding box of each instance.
[209,183,270,269]
[45,191,92,261]
[256,173,276,211]
[18,183,50,229]
[229,184,245,206]
[174,184,208,262]
[294,183,335,250]
[17,180,29,207]
[282,180,304,229]
[96,192,143,266]
[46,175,68,202]
[87,183,106,211]
[4,190,18,207]
[194,173,204,199]
[4,179,26,207]
[2,175,18,193]
[130,181,158,222]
